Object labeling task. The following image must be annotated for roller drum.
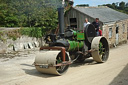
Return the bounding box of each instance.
[34,51,70,75]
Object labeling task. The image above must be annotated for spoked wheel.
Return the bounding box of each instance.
[91,36,109,63]
[56,52,70,74]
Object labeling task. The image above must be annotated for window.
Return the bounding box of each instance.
[70,18,77,28]
[116,26,119,34]
[109,28,112,38]
[70,18,77,23]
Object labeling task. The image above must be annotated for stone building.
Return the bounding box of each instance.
[64,6,128,47]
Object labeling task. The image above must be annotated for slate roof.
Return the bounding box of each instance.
[74,6,128,24]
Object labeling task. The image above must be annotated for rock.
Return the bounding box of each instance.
[13,44,18,51]
[28,42,33,49]
[34,41,39,47]
[24,43,28,49]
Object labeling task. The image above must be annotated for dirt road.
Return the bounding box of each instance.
[0,43,128,85]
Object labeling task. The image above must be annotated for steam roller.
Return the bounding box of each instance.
[34,1,109,75]
[34,24,109,75]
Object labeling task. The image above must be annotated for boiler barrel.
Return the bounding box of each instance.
[68,40,84,51]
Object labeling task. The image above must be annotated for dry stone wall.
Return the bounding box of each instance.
[0,28,44,53]
[0,36,40,53]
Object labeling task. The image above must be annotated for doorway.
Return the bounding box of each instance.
[116,26,119,45]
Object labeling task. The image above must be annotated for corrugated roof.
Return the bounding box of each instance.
[74,6,128,23]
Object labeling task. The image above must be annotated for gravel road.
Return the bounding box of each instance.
[0,43,128,85]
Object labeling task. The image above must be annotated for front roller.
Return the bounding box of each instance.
[91,36,109,63]
[34,51,70,76]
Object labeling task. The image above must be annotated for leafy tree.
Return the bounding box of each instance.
[126,2,128,7]
[0,1,18,27]
[119,1,125,10]
[102,1,128,14]
[112,3,117,9]
[0,0,61,28]
[76,4,89,7]
[103,4,114,8]
[0,4,7,26]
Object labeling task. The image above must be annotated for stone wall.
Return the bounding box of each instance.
[0,36,41,53]
[103,19,128,47]
[0,28,44,53]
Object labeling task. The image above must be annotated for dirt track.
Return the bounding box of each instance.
[0,43,128,85]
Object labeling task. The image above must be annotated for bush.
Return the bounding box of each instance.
[20,27,43,38]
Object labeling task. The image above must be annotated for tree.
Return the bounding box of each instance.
[112,3,117,9]
[0,1,18,27]
[76,4,89,7]
[101,1,128,14]
[119,1,125,10]
[0,0,61,27]
[0,3,7,26]
[126,2,128,7]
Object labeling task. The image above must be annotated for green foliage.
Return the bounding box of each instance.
[76,4,89,7]
[0,0,62,38]
[0,0,60,29]
[4,14,18,27]
[20,27,43,38]
[0,1,18,27]
[102,1,128,14]
[119,1,125,10]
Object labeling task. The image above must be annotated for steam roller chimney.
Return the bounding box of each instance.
[58,0,65,38]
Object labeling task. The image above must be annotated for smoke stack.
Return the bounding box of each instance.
[58,7,65,38]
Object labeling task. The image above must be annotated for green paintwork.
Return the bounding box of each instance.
[99,42,105,55]
[72,30,77,36]
[68,40,84,51]
[77,32,85,40]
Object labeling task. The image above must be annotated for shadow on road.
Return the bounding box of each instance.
[21,64,57,78]
[109,64,128,85]
[21,64,34,67]
[21,58,102,78]
[70,58,99,67]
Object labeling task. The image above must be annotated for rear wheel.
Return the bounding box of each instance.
[91,36,109,63]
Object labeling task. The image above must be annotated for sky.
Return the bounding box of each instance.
[73,0,128,6]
